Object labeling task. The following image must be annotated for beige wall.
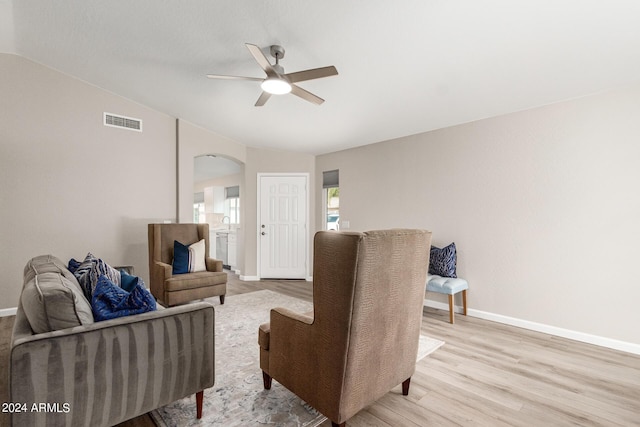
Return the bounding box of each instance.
[243,147,316,278]
[0,55,316,305]
[176,122,316,279]
[0,54,176,308]
[177,120,246,223]
[317,84,640,345]
[194,173,243,194]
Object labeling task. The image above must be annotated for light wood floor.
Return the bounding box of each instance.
[2,273,639,426]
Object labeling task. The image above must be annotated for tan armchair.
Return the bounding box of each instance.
[148,223,227,306]
[259,229,432,427]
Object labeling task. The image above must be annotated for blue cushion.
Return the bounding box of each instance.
[91,274,156,321]
[429,243,457,278]
[172,240,190,274]
[426,274,468,295]
[119,270,138,293]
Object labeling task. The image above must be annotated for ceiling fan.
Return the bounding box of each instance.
[207,43,338,107]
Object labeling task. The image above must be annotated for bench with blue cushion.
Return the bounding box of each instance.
[426,274,468,324]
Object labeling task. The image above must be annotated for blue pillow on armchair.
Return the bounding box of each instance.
[91,274,156,321]
[429,242,457,278]
[172,240,190,274]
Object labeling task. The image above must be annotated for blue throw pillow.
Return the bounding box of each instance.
[172,240,190,274]
[91,274,156,321]
[72,253,122,300]
[429,242,457,278]
[119,270,138,293]
[67,258,81,274]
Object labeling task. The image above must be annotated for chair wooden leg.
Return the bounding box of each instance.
[331,422,345,427]
[220,294,225,304]
[462,290,467,316]
[448,294,454,324]
[196,390,204,419]
[402,377,411,396]
[262,371,272,390]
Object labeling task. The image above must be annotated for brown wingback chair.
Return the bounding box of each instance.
[148,223,227,306]
[258,229,432,427]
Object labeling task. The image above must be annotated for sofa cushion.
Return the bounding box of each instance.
[91,274,157,321]
[164,271,227,291]
[21,270,94,334]
[24,254,75,284]
[429,242,457,278]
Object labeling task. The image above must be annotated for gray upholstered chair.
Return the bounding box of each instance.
[148,223,227,307]
[259,229,432,427]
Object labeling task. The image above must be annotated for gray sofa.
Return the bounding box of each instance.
[10,255,215,427]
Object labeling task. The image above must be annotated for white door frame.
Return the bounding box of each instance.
[256,173,310,280]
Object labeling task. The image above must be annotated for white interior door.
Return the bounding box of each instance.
[259,175,307,279]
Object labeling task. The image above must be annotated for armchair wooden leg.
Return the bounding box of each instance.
[196,390,204,419]
[331,423,346,427]
[220,294,225,304]
[262,371,272,390]
[402,378,411,396]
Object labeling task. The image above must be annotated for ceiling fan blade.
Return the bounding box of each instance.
[255,91,271,107]
[285,66,338,83]
[206,74,263,81]
[290,84,324,105]
[245,43,277,77]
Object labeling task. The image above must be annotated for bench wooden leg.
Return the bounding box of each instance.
[462,290,467,316]
[448,294,454,323]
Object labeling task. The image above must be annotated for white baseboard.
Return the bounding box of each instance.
[0,307,17,317]
[240,275,312,281]
[423,299,640,356]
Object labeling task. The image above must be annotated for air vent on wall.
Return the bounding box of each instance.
[104,112,142,132]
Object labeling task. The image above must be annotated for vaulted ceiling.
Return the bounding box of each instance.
[3,1,640,154]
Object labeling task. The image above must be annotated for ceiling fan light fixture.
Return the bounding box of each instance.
[261,77,292,95]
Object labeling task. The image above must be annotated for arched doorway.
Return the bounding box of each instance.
[193,154,244,272]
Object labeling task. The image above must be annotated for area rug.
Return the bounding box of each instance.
[150,290,444,427]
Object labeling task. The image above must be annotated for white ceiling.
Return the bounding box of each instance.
[4,1,640,155]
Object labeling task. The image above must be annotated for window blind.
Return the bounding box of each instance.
[322,169,339,188]
[225,186,240,198]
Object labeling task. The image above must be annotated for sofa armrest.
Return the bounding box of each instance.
[10,302,215,427]
[205,257,223,272]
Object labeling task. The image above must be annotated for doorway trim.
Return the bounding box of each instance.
[256,173,310,280]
